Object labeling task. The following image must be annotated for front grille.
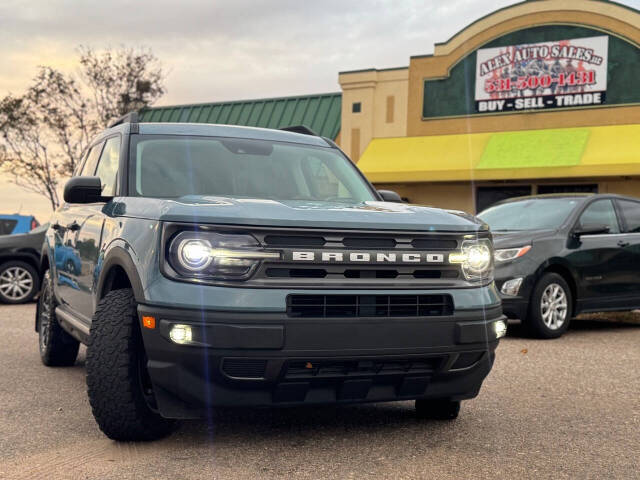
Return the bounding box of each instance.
[287,294,454,318]
[251,227,471,288]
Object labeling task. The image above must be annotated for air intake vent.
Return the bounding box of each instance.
[287,294,454,318]
[411,239,458,250]
[342,237,397,248]
[221,359,268,379]
[263,235,326,247]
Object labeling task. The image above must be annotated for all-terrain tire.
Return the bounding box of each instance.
[525,272,572,339]
[415,399,461,420]
[86,288,174,441]
[37,270,79,366]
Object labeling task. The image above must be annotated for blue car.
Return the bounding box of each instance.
[0,214,39,235]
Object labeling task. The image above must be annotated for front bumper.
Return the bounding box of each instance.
[138,303,505,419]
[495,261,536,321]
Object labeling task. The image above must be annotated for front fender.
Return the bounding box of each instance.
[97,243,146,304]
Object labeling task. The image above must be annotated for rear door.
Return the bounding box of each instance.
[566,198,629,310]
[614,198,640,307]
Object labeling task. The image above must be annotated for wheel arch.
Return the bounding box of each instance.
[97,247,146,304]
[0,252,40,272]
[539,261,578,315]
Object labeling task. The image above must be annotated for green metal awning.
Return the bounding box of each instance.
[139,92,342,140]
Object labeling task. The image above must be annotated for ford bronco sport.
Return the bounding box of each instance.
[36,114,505,441]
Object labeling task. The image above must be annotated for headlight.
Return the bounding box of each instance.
[449,238,493,281]
[494,245,531,263]
[167,231,280,281]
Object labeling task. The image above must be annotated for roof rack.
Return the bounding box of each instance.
[279,125,317,136]
[108,111,139,128]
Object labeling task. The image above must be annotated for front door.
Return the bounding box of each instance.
[65,135,121,320]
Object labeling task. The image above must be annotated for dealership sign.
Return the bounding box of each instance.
[475,36,608,113]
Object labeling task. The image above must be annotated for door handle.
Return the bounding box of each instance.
[66,221,81,231]
[617,240,630,247]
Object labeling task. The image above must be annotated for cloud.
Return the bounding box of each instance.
[0,0,526,104]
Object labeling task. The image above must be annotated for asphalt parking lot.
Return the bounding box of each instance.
[1,304,638,480]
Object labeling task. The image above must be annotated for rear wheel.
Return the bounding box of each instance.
[37,270,79,366]
[0,261,39,304]
[415,399,460,420]
[526,273,572,339]
[86,288,174,441]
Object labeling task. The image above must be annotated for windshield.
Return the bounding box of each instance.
[129,135,377,204]
[478,198,580,231]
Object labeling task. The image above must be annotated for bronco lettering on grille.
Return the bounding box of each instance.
[290,251,446,263]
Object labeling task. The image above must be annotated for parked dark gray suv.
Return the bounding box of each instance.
[479,193,640,338]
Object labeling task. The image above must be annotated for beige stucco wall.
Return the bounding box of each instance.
[374,182,476,213]
[338,68,408,161]
[600,178,640,197]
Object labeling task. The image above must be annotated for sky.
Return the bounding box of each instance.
[1,0,638,222]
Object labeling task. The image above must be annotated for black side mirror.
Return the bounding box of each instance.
[63,176,108,204]
[573,223,610,237]
[377,189,404,203]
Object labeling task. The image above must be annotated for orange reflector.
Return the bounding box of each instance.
[142,316,156,329]
[305,362,313,369]
[517,245,532,258]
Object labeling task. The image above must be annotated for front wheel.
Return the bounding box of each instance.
[86,288,174,441]
[526,273,572,339]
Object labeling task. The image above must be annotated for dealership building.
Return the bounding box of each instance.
[141,0,640,213]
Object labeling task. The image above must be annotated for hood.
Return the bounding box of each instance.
[492,229,555,248]
[115,196,487,232]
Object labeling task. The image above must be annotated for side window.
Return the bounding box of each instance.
[618,200,640,233]
[94,136,121,196]
[80,142,104,177]
[579,200,620,234]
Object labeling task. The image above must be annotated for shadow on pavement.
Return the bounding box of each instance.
[169,401,443,443]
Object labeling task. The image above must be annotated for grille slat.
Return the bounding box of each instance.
[287,294,453,318]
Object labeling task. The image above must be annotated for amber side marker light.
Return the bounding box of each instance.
[142,316,156,329]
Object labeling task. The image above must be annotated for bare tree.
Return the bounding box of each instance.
[0,46,165,210]
[30,66,96,176]
[79,46,165,128]
[0,95,61,210]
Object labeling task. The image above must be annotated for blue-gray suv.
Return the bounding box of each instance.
[36,114,505,441]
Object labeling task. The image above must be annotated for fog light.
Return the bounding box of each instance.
[494,320,507,339]
[500,277,523,296]
[169,324,193,344]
